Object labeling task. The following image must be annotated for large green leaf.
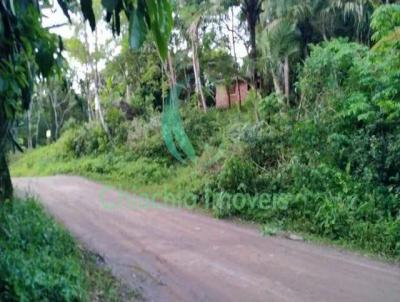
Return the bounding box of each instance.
[115,11,121,35]
[147,0,173,60]
[127,0,172,60]
[35,42,55,77]
[129,4,148,49]
[101,0,117,12]
[57,0,72,23]
[80,0,96,30]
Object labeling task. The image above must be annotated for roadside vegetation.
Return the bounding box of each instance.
[5,0,400,265]
[12,5,400,257]
[0,197,138,301]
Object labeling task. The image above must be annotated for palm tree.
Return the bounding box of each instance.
[259,19,300,101]
[241,0,263,87]
[259,0,376,102]
[264,0,375,51]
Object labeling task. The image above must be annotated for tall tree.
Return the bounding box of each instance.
[45,79,76,139]
[259,19,300,100]
[180,0,209,111]
[241,0,262,87]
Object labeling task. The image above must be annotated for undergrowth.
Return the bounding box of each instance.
[0,198,138,301]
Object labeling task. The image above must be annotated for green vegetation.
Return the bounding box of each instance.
[2,0,399,285]
[0,197,138,301]
[5,0,399,300]
[11,2,400,260]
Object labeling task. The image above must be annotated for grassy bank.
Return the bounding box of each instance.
[0,197,139,301]
[10,137,400,262]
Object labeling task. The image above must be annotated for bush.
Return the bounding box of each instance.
[314,196,352,240]
[237,122,289,169]
[349,220,400,257]
[126,115,171,160]
[62,123,109,157]
[181,106,221,150]
[258,93,286,121]
[113,157,170,184]
[298,39,368,108]
[105,107,128,145]
[217,156,257,193]
[371,4,400,42]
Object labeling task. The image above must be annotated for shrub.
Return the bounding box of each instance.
[314,196,352,240]
[371,4,400,42]
[217,155,257,193]
[62,123,110,157]
[349,220,400,257]
[105,107,128,145]
[113,157,170,184]
[237,122,289,169]
[126,115,171,160]
[258,93,286,121]
[181,106,222,151]
[298,39,368,108]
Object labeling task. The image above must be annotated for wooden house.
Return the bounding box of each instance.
[216,80,249,108]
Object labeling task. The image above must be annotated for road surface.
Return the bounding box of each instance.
[14,176,400,302]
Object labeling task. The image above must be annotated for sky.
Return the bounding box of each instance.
[41,3,73,38]
[41,3,117,89]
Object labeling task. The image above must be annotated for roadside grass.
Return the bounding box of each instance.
[10,145,198,200]
[0,197,139,301]
[260,220,399,263]
[10,146,400,263]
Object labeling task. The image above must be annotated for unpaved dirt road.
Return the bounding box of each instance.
[14,176,400,302]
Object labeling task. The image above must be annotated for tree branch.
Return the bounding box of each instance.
[44,23,68,30]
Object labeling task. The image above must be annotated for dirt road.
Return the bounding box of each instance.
[14,176,400,302]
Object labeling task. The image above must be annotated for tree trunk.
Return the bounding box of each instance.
[249,23,257,88]
[165,50,177,87]
[124,62,131,103]
[35,108,41,147]
[226,86,231,108]
[161,50,179,110]
[0,153,12,202]
[231,7,242,108]
[272,69,283,95]
[48,87,60,140]
[0,107,12,201]
[94,92,109,135]
[243,0,261,122]
[126,85,131,103]
[50,94,59,140]
[183,67,190,103]
[189,18,207,112]
[82,20,94,122]
[27,108,33,149]
[284,56,290,103]
[93,26,109,135]
[244,0,259,90]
